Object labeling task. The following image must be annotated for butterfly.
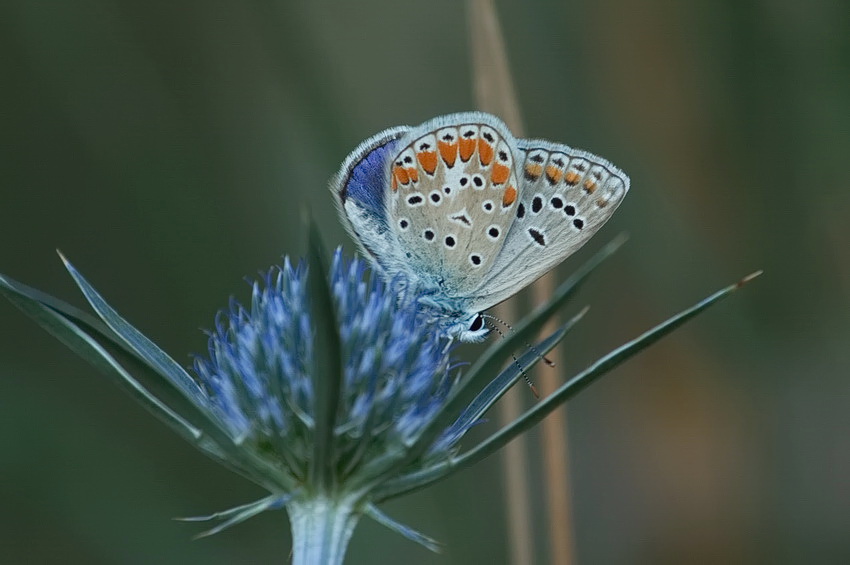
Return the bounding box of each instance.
[332,112,629,342]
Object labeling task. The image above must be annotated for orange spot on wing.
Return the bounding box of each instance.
[525,163,543,179]
[502,185,517,206]
[406,167,419,183]
[565,171,580,185]
[491,163,510,185]
[459,138,476,162]
[438,141,457,167]
[417,151,438,175]
[394,166,410,185]
[478,140,494,165]
[545,165,564,183]
[583,179,597,193]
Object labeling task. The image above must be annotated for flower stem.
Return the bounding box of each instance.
[288,494,361,565]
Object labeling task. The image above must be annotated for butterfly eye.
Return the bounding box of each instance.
[469,314,485,332]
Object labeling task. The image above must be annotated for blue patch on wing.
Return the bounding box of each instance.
[341,137,401,225]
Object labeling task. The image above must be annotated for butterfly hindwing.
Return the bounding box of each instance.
[467,139,629,310]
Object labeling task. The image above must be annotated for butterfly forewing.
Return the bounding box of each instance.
[468,139,629,310]
[388,117,521,295]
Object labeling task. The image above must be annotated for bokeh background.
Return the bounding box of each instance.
[1,1,848,563]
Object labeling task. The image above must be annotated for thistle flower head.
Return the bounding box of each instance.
[192,250,459,491]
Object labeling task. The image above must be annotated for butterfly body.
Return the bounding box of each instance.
[333,112,629,341]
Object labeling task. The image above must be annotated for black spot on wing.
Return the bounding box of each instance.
[528,228,546,246]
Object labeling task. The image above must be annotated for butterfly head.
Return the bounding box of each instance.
[415,293,490,342]
[442,311,490,343]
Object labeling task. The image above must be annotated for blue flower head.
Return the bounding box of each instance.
[192,249,459,489]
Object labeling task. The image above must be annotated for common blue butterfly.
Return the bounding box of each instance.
[332,112,629,342]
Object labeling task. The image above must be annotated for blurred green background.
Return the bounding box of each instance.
[1,1,848,563]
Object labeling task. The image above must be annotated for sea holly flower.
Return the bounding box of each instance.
[0,229,759,564]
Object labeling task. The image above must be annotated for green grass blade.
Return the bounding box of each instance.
[306,220,342,491]
[188,494,289,539]
[59,253,210,411]
[439,307,588,448]
[0,270,233,435]
[0,279,208,445]
[365,504,441,553]
[0,270,136,356]
[448,271,763,480]
[376,271,762,500]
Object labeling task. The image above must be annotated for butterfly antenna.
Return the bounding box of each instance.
[484,314,556,367]
[484,319,540,399]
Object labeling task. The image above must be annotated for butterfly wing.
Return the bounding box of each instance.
[387,112,521,296]
[332,126,410,275]
[466,139,630,311]
[333,113,630,322]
